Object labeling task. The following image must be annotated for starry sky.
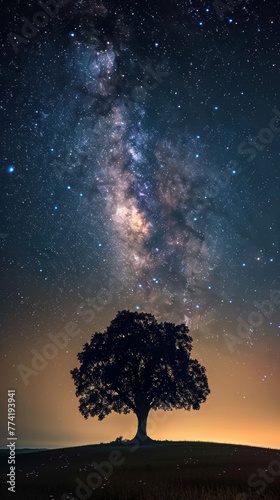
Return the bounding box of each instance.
[0,0,279,450]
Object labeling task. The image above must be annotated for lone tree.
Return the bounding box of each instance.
[71,310,210,444]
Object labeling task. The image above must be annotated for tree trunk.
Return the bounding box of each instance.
[133,406,152,444]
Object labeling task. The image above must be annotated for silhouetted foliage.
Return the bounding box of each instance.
[71,310,210,443]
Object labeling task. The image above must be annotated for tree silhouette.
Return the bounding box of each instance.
[71,310,210,443]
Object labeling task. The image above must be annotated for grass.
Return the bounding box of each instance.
[0,441,279,499]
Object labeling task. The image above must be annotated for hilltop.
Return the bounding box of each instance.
[0,441,279,499]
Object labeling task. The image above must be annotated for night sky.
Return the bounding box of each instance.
[0,0,279,450]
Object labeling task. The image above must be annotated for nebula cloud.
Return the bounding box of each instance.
[51,19,223,324]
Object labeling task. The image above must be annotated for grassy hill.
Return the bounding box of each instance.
[0,441,279,499]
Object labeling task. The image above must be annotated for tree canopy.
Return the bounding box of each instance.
[71,310,210,442]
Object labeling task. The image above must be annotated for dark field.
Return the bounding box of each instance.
[0,441,279,499]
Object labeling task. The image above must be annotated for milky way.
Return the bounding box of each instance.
[49,24,232,327]
[1,0,279,341]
